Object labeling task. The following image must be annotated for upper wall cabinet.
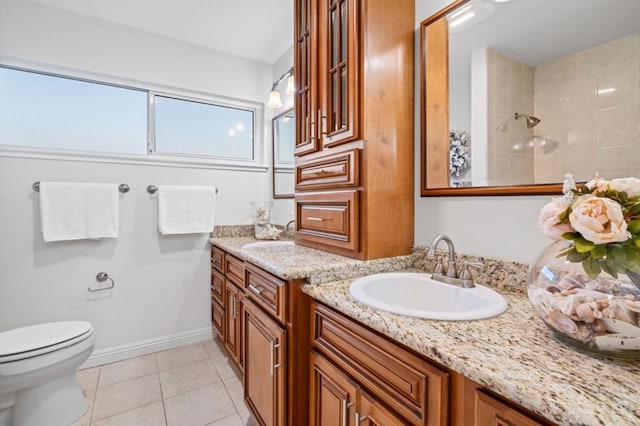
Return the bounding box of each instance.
[420,0,640,196]
[294,0,415,260]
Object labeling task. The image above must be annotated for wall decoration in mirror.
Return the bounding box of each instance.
[420,0,640,196]
[273,107,295,198]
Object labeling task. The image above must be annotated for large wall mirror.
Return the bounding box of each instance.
[420,0,640,196]
[273,107,295,198]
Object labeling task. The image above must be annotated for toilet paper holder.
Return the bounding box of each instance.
[89,272,115,292]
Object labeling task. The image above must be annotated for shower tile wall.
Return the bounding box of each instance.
[486,48,535,186]
[534,33,640,183]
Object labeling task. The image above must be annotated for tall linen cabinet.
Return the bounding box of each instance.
[294,0,415,260]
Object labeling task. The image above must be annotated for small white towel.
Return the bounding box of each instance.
[39,182,119,242]
[157,185,216,235]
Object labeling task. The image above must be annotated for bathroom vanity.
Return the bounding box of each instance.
[210,236,640,426]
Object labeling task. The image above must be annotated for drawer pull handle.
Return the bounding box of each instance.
[248,284,263,295]
[342,400,354,426]
[306,217,325,222]
[355,412,368,423]
[270,341,281,375]
[232,296,237,319]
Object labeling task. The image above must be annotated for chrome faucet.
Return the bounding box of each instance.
[427,234,482,288]
[427,234,458,278]
[285,219,295,231]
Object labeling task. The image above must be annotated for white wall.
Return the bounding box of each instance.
[415,0,551,264]
[0,0,284,355]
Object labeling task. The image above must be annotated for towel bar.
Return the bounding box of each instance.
[147,185,218,194]
[32,182,130,193]
[88,272,115,292]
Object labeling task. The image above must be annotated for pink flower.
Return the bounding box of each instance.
[569,195,630,244]
[538,198,574,240]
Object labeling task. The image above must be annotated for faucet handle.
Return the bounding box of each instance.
[459,262,484,288]
[433,255,445,275]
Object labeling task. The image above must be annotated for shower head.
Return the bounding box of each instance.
[514,112,541,128]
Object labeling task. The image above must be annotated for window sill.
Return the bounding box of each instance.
[0,145,269,172]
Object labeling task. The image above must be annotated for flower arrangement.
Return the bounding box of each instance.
[449,130,470,177]
[538,174,640,282]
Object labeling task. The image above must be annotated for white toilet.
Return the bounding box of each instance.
[0,321,95,426]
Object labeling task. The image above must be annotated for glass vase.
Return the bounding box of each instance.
[249,201,273,238]
[527,239,640,360]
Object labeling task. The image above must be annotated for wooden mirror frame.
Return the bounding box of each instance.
[272,106,295,199]
[419,0,563,197]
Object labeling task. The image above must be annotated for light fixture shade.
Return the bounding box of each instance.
[286,75,295,95]
[267,89,283,109]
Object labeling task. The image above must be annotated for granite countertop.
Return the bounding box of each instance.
[209,236,416,284]
[209,234,640,424]
[302,279,640,426]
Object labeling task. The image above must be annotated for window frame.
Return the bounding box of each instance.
[0,62,266,171]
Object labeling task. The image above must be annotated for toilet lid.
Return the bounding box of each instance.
[0,321,93,359]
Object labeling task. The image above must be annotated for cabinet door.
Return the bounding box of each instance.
[244,298,287,426]
[319,0,360,148]
[295,0,320,156]
[357,391,408,426]
[310,351,357,426]
[475,390,546,426]
[224,280,243,369]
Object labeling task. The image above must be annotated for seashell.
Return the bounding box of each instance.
[558,271,589,290]
[550,294,584,316]
[594,334,640,351]
[590,319,608,333]
[545,286,561,294]
[600,318,640,336]
[576,303,595,323]
[608,300,637,325]
[548,310,578,335]
[573,289,611,300]
[624,300,640,314]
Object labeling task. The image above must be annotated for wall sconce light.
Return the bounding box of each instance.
[267,66,294,109]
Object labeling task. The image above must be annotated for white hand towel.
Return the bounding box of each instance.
[157,185,216,235]
[39,182,119,242]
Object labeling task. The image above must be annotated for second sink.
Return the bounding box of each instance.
[349,272,507,321]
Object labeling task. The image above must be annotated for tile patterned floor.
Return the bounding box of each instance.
[73,339,255,426]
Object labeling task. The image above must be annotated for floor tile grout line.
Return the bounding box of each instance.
[154,353,169,426]
[87,366,102,424]
[87,400,163,426]
[219,376,245,415]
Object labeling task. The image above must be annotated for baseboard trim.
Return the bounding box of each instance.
[81,327,214,368]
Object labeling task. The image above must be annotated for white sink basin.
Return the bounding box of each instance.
[349,272,507,321]
[241,240,295,249]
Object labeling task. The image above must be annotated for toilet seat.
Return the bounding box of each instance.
[0,321,94,364]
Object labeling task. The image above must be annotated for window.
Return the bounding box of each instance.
[154,95,254,160]
[0,66,260,164]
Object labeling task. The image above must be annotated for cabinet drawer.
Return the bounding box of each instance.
[296,149,360,190]
[211,246,225,273]
[312,303,449,426]
[295,191,359,253]
[245,263,287,324]
[225,254,245,285]
[211,299,224,339]
[211,269,225,305]
[476,390,548,426]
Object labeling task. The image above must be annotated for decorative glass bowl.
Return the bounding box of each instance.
[527,240,640,360]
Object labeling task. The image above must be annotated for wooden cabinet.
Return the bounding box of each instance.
[211,247,226,343]
[244,298,287,426]
[293,0,415,260]
[311,302,449,425]
[224,279,244,370]
[311,301,553,426]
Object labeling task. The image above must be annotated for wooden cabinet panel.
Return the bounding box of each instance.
[310,351,357,426]
[224,280,244,370]
[211,269,225,305]
[244,298,287,426]
[211,246,225,273]
[475,390,547,426]
[318,0,360,148]
[225,253,245,286]
[211,299,224,341]
[296,190,359,255]
[295,0,320,156]
[296,148,360,190]
[359,391,409,426]
[312,302,448,425]
[245,263,287,324]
